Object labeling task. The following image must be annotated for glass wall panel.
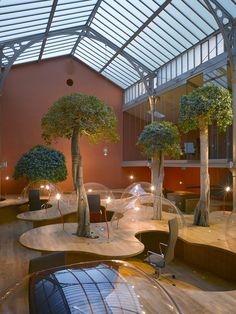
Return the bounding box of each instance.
[209,36,216,59]
[194,45,201,67]
[182,52,188,73]
[177,56,182,76]
[188,49,194,70]
[201,41,209,62]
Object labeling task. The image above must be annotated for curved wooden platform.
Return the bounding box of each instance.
[17,201,76,228]
[0,196,27,208]
[19,210,236,281]
[16,195,172,225]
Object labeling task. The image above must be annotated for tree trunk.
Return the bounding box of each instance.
[152,151,164,220]
[71,129,90,237]
[194,120,210,226]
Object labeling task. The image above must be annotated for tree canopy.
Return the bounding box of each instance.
[179,84,232,133]
[41,93,119,144]
[137,121,181,158]
[13,145,67,182]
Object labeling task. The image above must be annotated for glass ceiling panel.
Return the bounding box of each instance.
[73,37,116,70]
[103,56,141,85]
[43,35,78,56]
[1,0,234,90]
[92,15,129,47]
[89,0,162,48]
[0,0,52,41]
[218,0,236,18]
[49,0,96,31]
[181,0,218,32]
[75,47,106,69]
[14,41,43,64]
[102,70,128,89]
[73,51,101,72]
[42,49,71,59]
[124,44,161,71]
[107,56,141,81]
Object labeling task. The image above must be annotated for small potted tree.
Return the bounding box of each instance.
[13,145,67,210]
[179,84,232,226]
[137,121,181,219]
[41,93,119,237]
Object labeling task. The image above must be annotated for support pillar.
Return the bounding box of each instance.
[230,54,236,211]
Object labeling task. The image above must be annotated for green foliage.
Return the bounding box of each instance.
[137,121,181,158]
[13,145,67,182]
[41,93,119,144]
[179,84,232,133]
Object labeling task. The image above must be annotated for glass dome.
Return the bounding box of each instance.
[121,181,154,199]
[0,260,180,314]
[109,182,185,236]
[84,182,115,206]
[20,181,62,211]
[108,182,153,225]
[20,181,61,201]
[134,194,186,234]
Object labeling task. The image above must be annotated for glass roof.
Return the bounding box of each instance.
[0,0,235,89]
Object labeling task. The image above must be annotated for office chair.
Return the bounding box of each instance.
[144,217,178,284]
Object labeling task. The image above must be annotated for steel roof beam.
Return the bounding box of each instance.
[99,0,172,74]
[71,0,103,55]
[87,27,151,74]
[38,0,58,61]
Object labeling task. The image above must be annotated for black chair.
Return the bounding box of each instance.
[87,194,102,222]
[28,189,41,211]
[144,217,178,282]
[28,252,66,273]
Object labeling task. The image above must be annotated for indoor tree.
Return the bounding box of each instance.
[41,93,118,237]
[179,84,232,226]
[13,144,67,183]
[137,121,181,219]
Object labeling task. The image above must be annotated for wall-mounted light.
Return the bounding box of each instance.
[129,175,134,180]
[179,181,183,185]
[103,147,108,156]
[5,176,10,181]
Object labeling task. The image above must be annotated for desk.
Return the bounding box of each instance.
[19,207,173,257]
[167,191,199,212]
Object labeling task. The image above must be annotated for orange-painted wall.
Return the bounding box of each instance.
[0,56,126,193]
[164,167,231,193]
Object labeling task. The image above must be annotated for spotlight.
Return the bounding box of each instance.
[225,186,231,192]
[103,147,108,156]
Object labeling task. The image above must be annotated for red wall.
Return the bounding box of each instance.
[0,56,125,193]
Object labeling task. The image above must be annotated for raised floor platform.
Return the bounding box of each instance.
[19,209,236,281]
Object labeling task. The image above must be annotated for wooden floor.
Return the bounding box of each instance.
[0,206,40,297]
[1,204,236,313]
